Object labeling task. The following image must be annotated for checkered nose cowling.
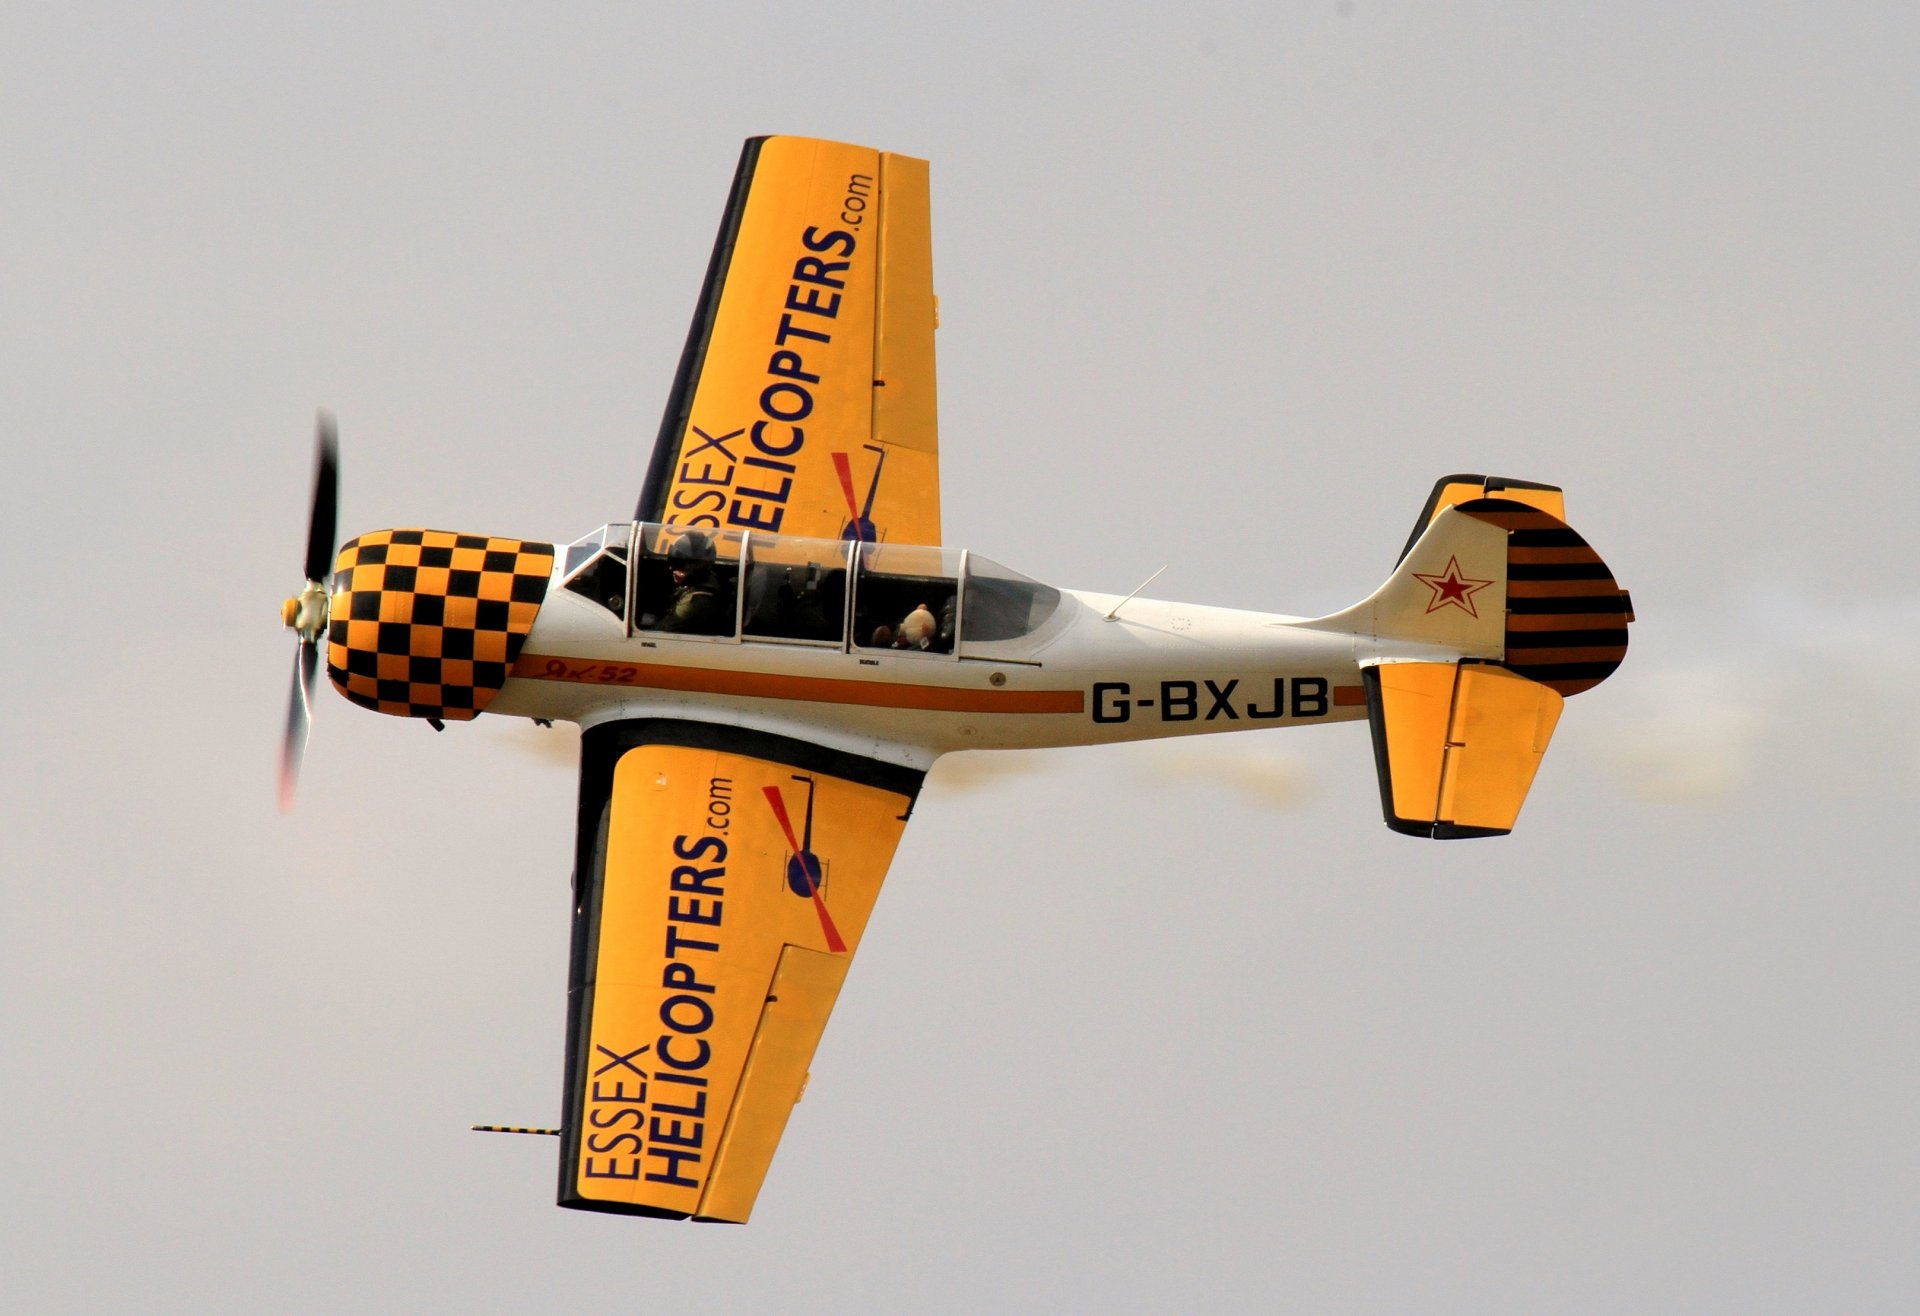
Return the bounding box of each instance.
[327,529,555,721]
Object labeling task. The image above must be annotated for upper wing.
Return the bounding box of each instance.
[558,719,923,1221]
[637,136,942,545]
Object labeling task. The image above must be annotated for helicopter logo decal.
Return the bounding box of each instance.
[760,775,847,953]
[832,443,887,543]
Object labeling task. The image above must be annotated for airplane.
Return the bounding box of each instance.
[277,135,1633,1223]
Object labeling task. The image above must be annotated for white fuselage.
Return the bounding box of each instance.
[490,553,1368,771]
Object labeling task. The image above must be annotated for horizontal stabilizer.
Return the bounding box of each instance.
[1364,662,1563,838]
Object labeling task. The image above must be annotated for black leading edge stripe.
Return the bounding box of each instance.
[635,137,770,524]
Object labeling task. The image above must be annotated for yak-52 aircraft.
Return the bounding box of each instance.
[278,136,1632,1222]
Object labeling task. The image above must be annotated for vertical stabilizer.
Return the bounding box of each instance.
[1315,476,1632,696]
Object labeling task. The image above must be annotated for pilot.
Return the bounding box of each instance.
[659,531,730,634]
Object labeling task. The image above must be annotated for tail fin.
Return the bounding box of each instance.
[1318,473,1633,694]
[1321,475,1634,837]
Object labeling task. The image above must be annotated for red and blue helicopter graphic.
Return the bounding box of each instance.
[831,444,887,544]
[760,775,846,953]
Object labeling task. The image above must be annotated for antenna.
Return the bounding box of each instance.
[472,1125,561,1136]
[1104,565,1169,621]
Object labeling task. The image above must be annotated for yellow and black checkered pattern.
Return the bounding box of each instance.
[327,528,555,721]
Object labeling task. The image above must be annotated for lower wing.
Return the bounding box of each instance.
[557,719,922,1221]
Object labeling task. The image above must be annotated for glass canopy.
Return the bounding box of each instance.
[557,523,1065,658]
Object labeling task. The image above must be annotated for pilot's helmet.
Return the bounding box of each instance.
[668,530,716,567]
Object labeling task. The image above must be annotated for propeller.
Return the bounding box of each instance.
[278,412,339,811]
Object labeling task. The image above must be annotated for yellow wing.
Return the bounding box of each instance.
[637,136,941,546]
[558,721,922,1221]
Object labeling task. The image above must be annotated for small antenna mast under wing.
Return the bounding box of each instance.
[472,1125,561,1136]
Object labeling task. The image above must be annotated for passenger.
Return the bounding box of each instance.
[660,532,729,635]
[897,602,937,650]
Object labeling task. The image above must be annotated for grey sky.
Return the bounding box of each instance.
[5,3,1918,1312]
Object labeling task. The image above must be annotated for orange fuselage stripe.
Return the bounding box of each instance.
[514,652,1086,713]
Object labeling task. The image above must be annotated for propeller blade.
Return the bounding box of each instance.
[304,413,339,584]
[278,641,318,812]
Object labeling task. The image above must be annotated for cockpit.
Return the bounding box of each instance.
[561,524,630,620]
[556,523,1064,659]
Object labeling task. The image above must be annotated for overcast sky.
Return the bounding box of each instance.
[6,4,1918,1312]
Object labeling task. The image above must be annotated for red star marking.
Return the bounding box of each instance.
[1412,555,1495,617]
